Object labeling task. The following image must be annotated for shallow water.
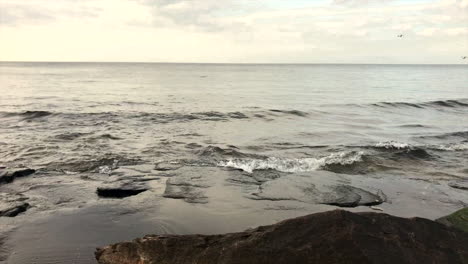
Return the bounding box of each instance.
[0,63,467,263]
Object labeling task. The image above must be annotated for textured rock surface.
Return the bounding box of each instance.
[97,180,148,198]
[437,208,468,233]
[449,181,468,191]
[0,167,36,184]
[0,202,30,217]
[0,193,30,217]
[96,210,468,264]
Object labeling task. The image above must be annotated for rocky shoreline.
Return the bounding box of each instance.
[96,209,468,264]
[1,160,467,263]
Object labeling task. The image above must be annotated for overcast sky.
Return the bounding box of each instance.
[0,0,467,63]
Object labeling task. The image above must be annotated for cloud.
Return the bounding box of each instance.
[332,0,395,6]
[132,0,251,31]
[0,0,102,26]
[0,0,466,63]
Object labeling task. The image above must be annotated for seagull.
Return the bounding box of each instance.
[397,34,404,38]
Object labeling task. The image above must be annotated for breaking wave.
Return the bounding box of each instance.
[374,141,411,150]
[430,143,468,151]
[218,151,364,173]
[373,140,467,153]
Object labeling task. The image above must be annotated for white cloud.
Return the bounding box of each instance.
[0,0,467,63]
[0,0,102,26]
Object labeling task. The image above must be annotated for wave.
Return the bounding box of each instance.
[372,141,433,159]
[419,131,468,140]
[430,143,468,151]
[54,132,90,140]
[374,141,411,150]
[198,146,263,159]
[268,109,309,117]
[0,110,251,123]
[1,110,54,120]
[370,99,468,109]
[96,134,122,140]
[218,151,364,173]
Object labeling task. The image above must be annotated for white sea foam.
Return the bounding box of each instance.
[218,151,364,173]
[432,143,468,151]
[375,141,411,149]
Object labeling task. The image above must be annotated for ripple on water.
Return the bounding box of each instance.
[4,205,175,264]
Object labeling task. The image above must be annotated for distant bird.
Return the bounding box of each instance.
[397,34,404,38]
[462,56,467,60]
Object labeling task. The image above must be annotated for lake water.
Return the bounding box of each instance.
[0,62,467,263]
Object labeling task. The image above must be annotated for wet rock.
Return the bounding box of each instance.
[97,181,148,198]
[154,161,182,171]
[162,175,208,204]
[161,170,211,204]
[0,202,30,217]
[227,169,284,187]
[322,185,385,207]
[0,193,30,217]
[448,181,468,191]
[160,169,211,203]
[250,169,283,183]
[227,174,261,185]
[96,210,468,264]
[437,208,468,233]
[48,156,140,173]
[162,184,208,204]
[0,167,36,184]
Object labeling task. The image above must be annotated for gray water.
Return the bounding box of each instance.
[0,62,467,263]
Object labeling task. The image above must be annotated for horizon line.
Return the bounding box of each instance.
[0,61,467,66]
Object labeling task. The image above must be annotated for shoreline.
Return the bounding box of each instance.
[95,209,468,264]
[1,164,467,263]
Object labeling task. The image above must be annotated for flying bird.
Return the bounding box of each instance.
[397,34,404,38]
[462,56,467,60]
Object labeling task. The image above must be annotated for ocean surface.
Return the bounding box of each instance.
[0,62,467,263]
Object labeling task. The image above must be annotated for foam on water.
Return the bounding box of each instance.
[218,151,364,173]
[432,143,468,151]
[375,141,411,150]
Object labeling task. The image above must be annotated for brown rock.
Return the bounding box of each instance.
[0,202,29,217]
[0,168,36,184]
[95,210,468,264]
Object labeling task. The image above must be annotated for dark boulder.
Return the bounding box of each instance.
[96,210,468,264]
[97,181,148,198]
[0,168,36,184]
[0,202,30,217]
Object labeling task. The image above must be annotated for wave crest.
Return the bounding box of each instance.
[370,99,468,109]
[218,151,364,173]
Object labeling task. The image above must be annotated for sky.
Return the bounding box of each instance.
[0,0,467,63]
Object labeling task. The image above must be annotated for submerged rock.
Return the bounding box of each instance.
[448,181,468,191]
[154,161,182,171]
[0,168,36,184]
[321,185,386,207]
[97,181,148,198]
[96,210,468,264]
[161,169,210,204]
[0,202,30,217]
[437,208,468,233]
[162,184,208,204]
